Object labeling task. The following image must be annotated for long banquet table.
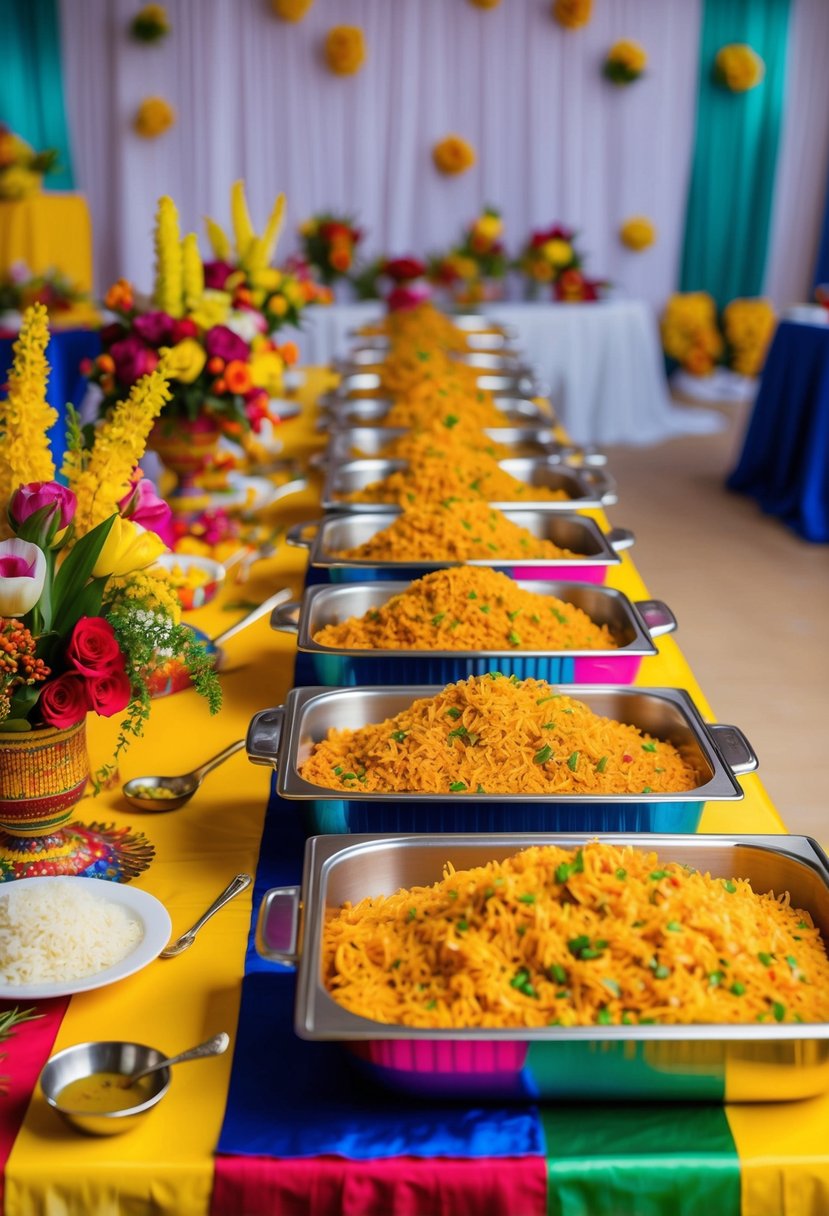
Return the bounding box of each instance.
[2,370,828,1216]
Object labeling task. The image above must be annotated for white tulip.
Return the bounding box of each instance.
[0,538,47,616]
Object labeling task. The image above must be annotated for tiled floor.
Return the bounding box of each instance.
[603,397,829,844]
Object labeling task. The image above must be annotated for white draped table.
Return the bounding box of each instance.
[293,299,724,447]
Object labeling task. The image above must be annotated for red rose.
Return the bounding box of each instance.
[171,317,199,342]
[39,674,89,729]
[85,669,132,718]
[66,617,125,677]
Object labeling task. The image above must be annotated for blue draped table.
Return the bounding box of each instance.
[727,319,829,542]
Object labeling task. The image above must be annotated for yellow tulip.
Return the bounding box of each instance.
[162,338,206,384]
[93,518,167,578]
[250,351,284,395]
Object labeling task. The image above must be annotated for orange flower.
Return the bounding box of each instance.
[330,247,352,273]
[207,356,225,375]
[279,340,299,366]
[212,377,227,395]
[104,279,134,312]
[96,353,116,374]
[223,361,252,394]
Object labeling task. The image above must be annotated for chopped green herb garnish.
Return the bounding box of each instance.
[550,964,568,985]
[507,609,521,621]
[666,921,682,933]
[446,707,462,720]
[567,751,579,771]
[448,890,458,900]
[653,965,671,980]
[596,1008,613,1025]
[772,1001,786,1022]
[449,781,467,792]
[534,744,553,765]
[444,414,459,428]
[479,603,490,613]
[408,907,417,921]
[457,919,469,932]
[425,999,437,1009]
[432,613,445,626]
[552,608,568,625]
[536,694,559,705]
[517,893,536,904]
[467,590,478,599]
[642,742,657,753]
[602,979,622,998]
[723,880,737,894]
[642,787,652,794]
[730,982,746,996]
[758,952,774,967]
[390,730,408,743]
[596,756,609,773]
[476,784,486,794]
[390,959,401,969]
[615,868,627,880]
[508,630,521,645]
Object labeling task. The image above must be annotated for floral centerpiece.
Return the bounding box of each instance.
[722,298,776,378]
[428,208,506,305]
[0,127,57,201]
[298,213,362,285]
[517,223,581,292]
[0,262,91,323]
[660,292,724,376]
[351,256,431,310]
[203,180,327,336]
[86,195,290,499]
[0,304,220,875]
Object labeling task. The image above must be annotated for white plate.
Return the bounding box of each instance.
[269,398,301,422]
[0,876,172,1000]
[204,473,279,513]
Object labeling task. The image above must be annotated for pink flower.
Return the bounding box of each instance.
[171,318,199,342]
[110,337,159,386]
[66,617,125,677]
[10,481,76,532]
[132,311,175,347]
[100,321,127,346]
[204,325,249,364]
[38,673,88,729]
[387,282,432,312]
[118,475,174,547]
[203,260,235,290]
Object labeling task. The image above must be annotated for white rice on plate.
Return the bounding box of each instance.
[0,883,143,986]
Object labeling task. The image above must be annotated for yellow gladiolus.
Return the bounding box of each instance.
[93,518,167,578]
[541,239,574,268]
[433,135,476,176]
[251,267,282,291]
[187,289,231,330]
[620,216,656,251]
[162,338,206,384]
[324,25,366,76]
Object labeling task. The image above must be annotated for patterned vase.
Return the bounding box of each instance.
[0,719,89,837]
[148,414,223,512]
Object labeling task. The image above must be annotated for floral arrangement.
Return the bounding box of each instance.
[552,0,592,30]
[129,4,170,43]
[554,268,603,303]
[298,213,362,284]
[0,304,219,780]
[204,180,325,335]
[722,298,776,378]
[433,135,476,176]
[134,97,176,139]
[619,216,656,251]
[427,209,506,304]
[271,0,314,19]
[714,44,765,93]
[87,195,286,445]
[604,40,647,85]
[660,292,724,376]
[0,127,57,201]
[324,26,366,75]
[0,263,89,318]
[517,223,582,287]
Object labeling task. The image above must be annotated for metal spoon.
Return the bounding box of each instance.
[159,874,252,958]
[122,1031,230,1088]
[122,739,246,812]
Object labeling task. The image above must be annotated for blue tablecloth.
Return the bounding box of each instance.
[0,326,100,472]
[726,320,829,542]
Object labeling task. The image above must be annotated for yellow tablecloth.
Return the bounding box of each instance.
[4,370,816,1216]
[0,193,93,291]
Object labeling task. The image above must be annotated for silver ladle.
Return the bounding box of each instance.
[122,1031,230,1088]
[122,739,245,812]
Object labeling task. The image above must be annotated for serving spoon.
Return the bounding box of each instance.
[121,739,246,812]
[160,873,252,958]
[122,1031,230,1088]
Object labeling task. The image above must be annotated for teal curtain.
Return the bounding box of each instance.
[0,0,74,189]
[680,0,791,310]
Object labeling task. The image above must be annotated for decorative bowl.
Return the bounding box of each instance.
[151,554,225,610]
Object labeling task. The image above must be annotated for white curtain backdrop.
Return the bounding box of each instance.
[59,0,704,309]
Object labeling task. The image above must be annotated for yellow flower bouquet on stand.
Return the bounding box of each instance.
[660,292,723,376]
[722,298,776,378]
[0,126,57,200]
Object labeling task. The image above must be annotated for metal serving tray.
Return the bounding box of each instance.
[272,581,676,686]
[317,395,556,429]
[349,316,517,339]
[347,329,517,351]
[322,459,617,514]
[336,348,526,372]
[255,832,829,1102]
[328,370,545,400]
[246,685,757,835]
[318,427,605,467]
[286,512,635,585]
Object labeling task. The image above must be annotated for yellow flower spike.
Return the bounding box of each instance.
[153,195,183,318]
[260,192,286,269]
[204,215,232,262]
[181,232,204,312]
[65,368,172,538]
[0,304,56,538]
[230,179,256,265]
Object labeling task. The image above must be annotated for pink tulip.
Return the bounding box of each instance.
[118,475,174,548]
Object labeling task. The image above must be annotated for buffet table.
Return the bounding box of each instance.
[2,372,828,1216]
[727,319,829,543]
[296,301,724,447]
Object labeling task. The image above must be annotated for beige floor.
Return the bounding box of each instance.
[603,396,829,845]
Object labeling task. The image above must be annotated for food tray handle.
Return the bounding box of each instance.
[270,601,301,633]
[708,724,759,775]
[635,600,678,639]
[579,465,618,505]
[606,526,635,552]
[255,886,301,966]
[579,444,607,467]
[246,706,284,769]
[286,521,319,549]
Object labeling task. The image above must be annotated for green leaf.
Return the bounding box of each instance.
[6,684,41,720]
[51,515,117,633]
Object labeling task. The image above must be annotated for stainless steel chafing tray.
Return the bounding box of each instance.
[349,315,517,339]
[337,348,525,371]
[347,328,517,351]
[317,395,556,429]
[325,370,547,400]
[285,511,634,580]
[255,832,829,1102]
[315,427,605,467]
[321,458,617,513]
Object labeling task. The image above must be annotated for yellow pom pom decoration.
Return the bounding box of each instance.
[134,96,176,139]
[270,0,314,20]
[714,44,765,93]
[324,26,366,76]
[552,0,592,30]
[433,135,476,176]
[619,216,656,251]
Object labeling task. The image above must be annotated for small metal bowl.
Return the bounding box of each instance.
[150,554,225,611]
[40,1041,171,1136]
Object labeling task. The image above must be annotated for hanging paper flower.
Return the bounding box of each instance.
[324,26,366,75]
[129,4,170,43]
[619,216,656,251]
[604,40,647,85]
[714,44,765,93]
[270,0,314,19]
[552,0,592,30]
[133,97,176,139]
[433,135,476,176]
[468,0,502,8]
